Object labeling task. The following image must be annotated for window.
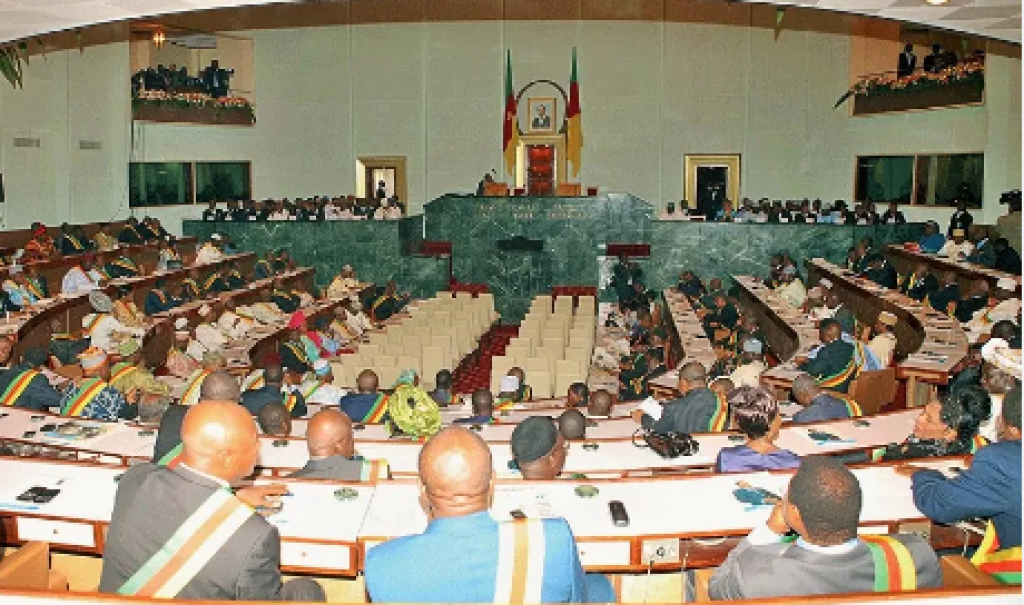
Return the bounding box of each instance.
[129,162,193,207]
[128,161,250,207]
[855,153,983,208]
[196,162,251,204]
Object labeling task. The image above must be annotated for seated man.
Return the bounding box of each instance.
[224,263,245,290]
[993,237,1022,275]
[507,366,532,402]
[796,319,857,393]
[927,272,961,316]
[339,369,389,424]
[370,280,409,322]
[270,283,301,314]
[955,281,991,324]
[99,401,325,601]
[110,338,170,397]
[93,223,119,252]
[966,278,1021,332]
[495,374,521,410]
[862,253,898,289]
[566,382,589,408]
[22,223,58,263]
[790,373,852,424]
[365,427,614,602]
[633,362,727,434]
[144,279,180,315]
[203,269,229,295]
[587,389,615,418]
[899,263,939,302]
[326,265,360,299]
[187,304,229,362]
[939,228,974,261]
[292,409,385,480]
[61,253,104,294]
[242,365,307,419]
[774,265,807,308]
[3,265,39,308]
[863,311,898,368]
[898,387,1022,582]
[708,456,940,599]
[511,416,568,479]
[177,352,228,407]
[297,360,346,406]
[103,252,141,279]
[558,409,587,440]
[84,291,145,354]
[117,217,146,245]
[677,270,705,299]
[454,388,495,425]
[0,346,61,411]
[729,338,766,389]
[59,348,139,421]
[428,369,456,407]
[59,223,90,255]
[257,401,292,437]
[253,252,276,280]
[195,234,224,265]
[917,220,946,254]
[112,286,147,329]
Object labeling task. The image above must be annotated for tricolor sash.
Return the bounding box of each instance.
[971,435,989,453]
[116,487,252,598]
[66,234,85,251]
[359,459,391,482]
[493,518,546,603]
[363,393,389,423]
[62,377,107,417]
[183,279,200,299]
[25,278,45,300]
[158,443,184,468]
[818,356,857,390]
[331,319,357,340]
[862,535,918,592]
[709,390,730,432]
[833,393,863,418]
[241,370,265,392]
[301,381,322,400]
[85,313,108,335]
[203,273,220,292]
[110,363,140,384]
[152,289,168,305]
[0,369,40,406]
[494,397,517,411]
[112,258,139,275]
[282,392,299,413]
[181,370,210,406]
[282,341,309,365]
[971,521,1022,584]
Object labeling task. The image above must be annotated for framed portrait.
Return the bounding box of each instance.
[527,97,557,134]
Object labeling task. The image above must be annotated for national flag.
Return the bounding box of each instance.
[502,50,520,176]
[566,47,583,178]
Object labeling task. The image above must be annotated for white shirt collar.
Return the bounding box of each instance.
[179,463,230,488]
[797,537,861,555]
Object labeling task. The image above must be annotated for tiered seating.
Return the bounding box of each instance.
[491,294,596,398]
[332,291,498,390]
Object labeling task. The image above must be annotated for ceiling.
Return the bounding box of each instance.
[0,0,1018,45]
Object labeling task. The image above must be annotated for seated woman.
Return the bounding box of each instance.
[716,386,801,473]
[877,385,991,461]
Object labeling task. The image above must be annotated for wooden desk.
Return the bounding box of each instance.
[887,244,1021,294]
[806,258,968,405]
[649,289,717,399]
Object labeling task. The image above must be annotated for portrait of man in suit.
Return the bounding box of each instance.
[528,97,557,133]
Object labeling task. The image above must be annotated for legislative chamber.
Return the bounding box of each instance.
[0,0,1020,604]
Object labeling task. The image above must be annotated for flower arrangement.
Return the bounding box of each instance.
[835,60,985,109]
[132,89,255,124]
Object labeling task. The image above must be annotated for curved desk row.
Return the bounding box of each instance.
[806,258,969,404]
[886,244,1021,295]
[0,403,918,478]
[0,454,966,575]
[649,289,719,399]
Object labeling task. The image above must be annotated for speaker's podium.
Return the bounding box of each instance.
[482,182,510,197]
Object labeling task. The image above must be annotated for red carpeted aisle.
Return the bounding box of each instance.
[452,325,519,395]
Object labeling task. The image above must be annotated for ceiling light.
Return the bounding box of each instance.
[152,30,166,48]
[925,0,950,5]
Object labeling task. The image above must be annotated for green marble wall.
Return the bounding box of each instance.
[184,201,924,323]
[182,218,448,299]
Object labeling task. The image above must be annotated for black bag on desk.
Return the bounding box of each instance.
[634,428,699,458]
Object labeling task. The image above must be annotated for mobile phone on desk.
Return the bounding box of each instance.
[608,500,629,527]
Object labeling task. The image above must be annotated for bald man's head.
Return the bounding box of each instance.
[199,370,241,403]
[263,365,284,385]
[418,427,493,519]
[180,400,259,482]
[306,409,355,459]
[357,369,379,393]
[257,402,292,437]
[471,388,493,417]
[588,389,614,417]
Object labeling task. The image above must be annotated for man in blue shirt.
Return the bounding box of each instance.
[365,427,614,602]
[790,373,851,424]
[897,387,1022,550]
[918,220,946,254]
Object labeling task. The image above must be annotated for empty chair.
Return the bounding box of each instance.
[554,372,577,399]
[376,366,400,389]
[373,355,397,370]
[395,355,421,376]
[414,326,433,344]
[490,355,515,378]
[420,346,446,390]
[553,297,573,315]
[358,344,381,360]
[508,337,534,354]
[504,344,530,362]
[555,358,585,379]
[530,369,554,399]
[330,360,355,389]
[564,347,591,366]
[525,356,552,376]
[542,336,565,353]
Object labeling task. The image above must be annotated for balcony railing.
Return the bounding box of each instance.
[836,59,985,116]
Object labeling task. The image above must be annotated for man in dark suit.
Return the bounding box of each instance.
[708,456,941,599]
[897,43,917,78]
[201,60,233,98]
[339,369,389,424]
[290,409,372,480]
[922,44,944,73]
[241,365,307,419]
[927,272,961,316]
[0,347,62,410]
[881,201,906,225]
[790,373,851,424]
[100,401,325,601]
[947,199,974,237]
[796,319,857,393]
[900,263,940,301]
[698,181,725,220]
[632,362,726,434]
[993,238,1022,275]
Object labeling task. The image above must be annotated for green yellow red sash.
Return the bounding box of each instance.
[182,279,200,299]
[818,356,857,390]
[85,313,107,335]
[66,234,85,251]
[301,381,322,400]
[972,521,1022,584]
[971,435,989,453]
[152,289,167,305]
[181,370,210,405]
[25,278,45,300]
[112,258,139,275]
[494,396,516,411]
[832,393,863,418]
[0,369,40,406]
[282,392,298,413]
[862,535,917,592]
[110,363,140,384]
[241,370,264,391]
[62,377,107,417]
[282,341,309,365]
[203,273,220,292]
[116,487,251,598]
[709,390,729,432]
[158,443,183,468]
[363,393,389,423]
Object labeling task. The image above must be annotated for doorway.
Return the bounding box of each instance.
[356,156,408,207]
[683,154,741,216]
